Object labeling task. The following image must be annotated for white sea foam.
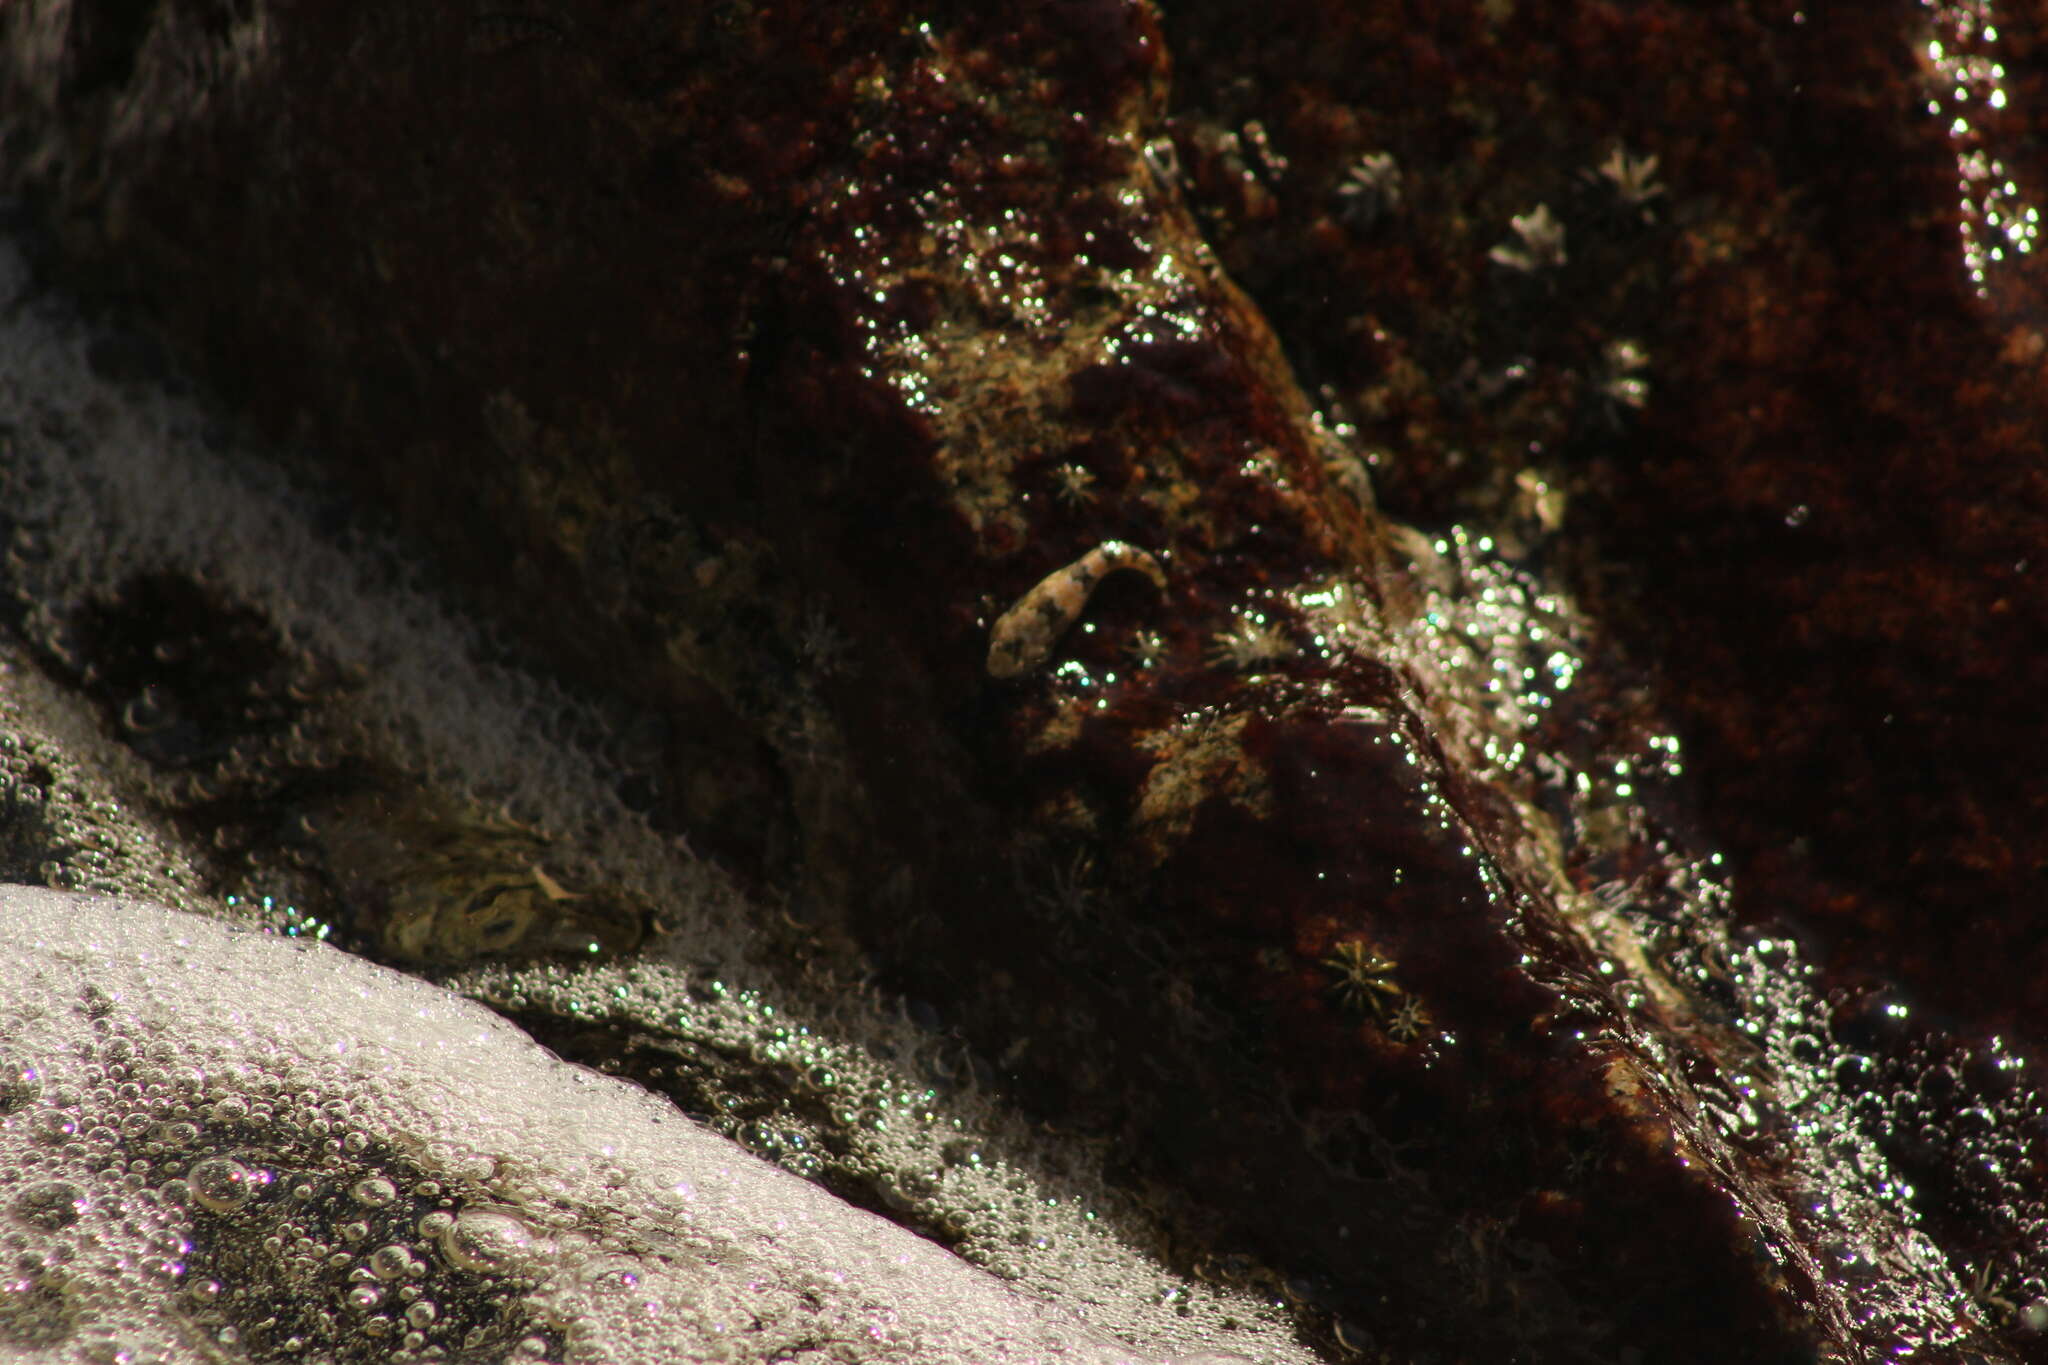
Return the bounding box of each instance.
[0,232,718,917]
[0,888,1256,1365]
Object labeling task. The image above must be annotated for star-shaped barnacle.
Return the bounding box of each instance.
[1051,462,1097,508]
[1323,940,1404,1016]
[1033,847,1099,923]
[1207,611,1295,670]
[1595,145,1664,215]
[1123,627,1168,669]
[1383,992,1431,1043]
[1488,203,1568,272]
[1335,152,1403,232]
[1595,338,1651,422]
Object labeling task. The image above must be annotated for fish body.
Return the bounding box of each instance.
[986,541,1166,678]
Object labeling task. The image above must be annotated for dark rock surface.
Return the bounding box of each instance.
[1160,0,2048,1041]
[7,2,2048,1361]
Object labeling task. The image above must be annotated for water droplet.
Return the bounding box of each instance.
[404,1300,438,1328]
[350,1176,398,1208]
[346,1285,384,1311]
[187,1157,256,1213]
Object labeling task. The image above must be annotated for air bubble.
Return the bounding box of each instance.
[579,1258,641,1294]
[120,689,173,735]
[368,1244,421,1280]
[439,1206,541,1273]
[0,1264,74,1346]
[154,1121,201,1148]
[452,1154,496,1182]
[0,1059,44,1113]
[187,1156,256,1213]
[28,1110,76,1144]
[12,1179,86,1230]
[350,1176,398,1207]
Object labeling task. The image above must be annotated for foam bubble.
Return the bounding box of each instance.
[0,888,1255,1364]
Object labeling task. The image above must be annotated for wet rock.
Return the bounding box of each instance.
[0,241,1321,1365]
[1157,0,2048,1045]
[7,2,2048,1362]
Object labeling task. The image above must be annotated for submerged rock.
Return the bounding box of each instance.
[5,1,2048,1361]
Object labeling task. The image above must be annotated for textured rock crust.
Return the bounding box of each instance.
[7,2,2048,1362]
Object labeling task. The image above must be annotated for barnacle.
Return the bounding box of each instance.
[1966,1255,2024,1327]
[1323,941,1403,1015]
[1051,462,1097,507]
[1594,145,1664,215]
[1488,203,1567,272]
[1032,847,1099,922]
[1335,152,1402,232]
[796,602,854,677]
[1383,992,1430,1043]
[1207,611,1294,670]
[1323,942,1430,1042]
[1122,627,1168,669]
[1596,338,1651,415]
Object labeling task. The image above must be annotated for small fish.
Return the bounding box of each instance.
[987,541,1167,678]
